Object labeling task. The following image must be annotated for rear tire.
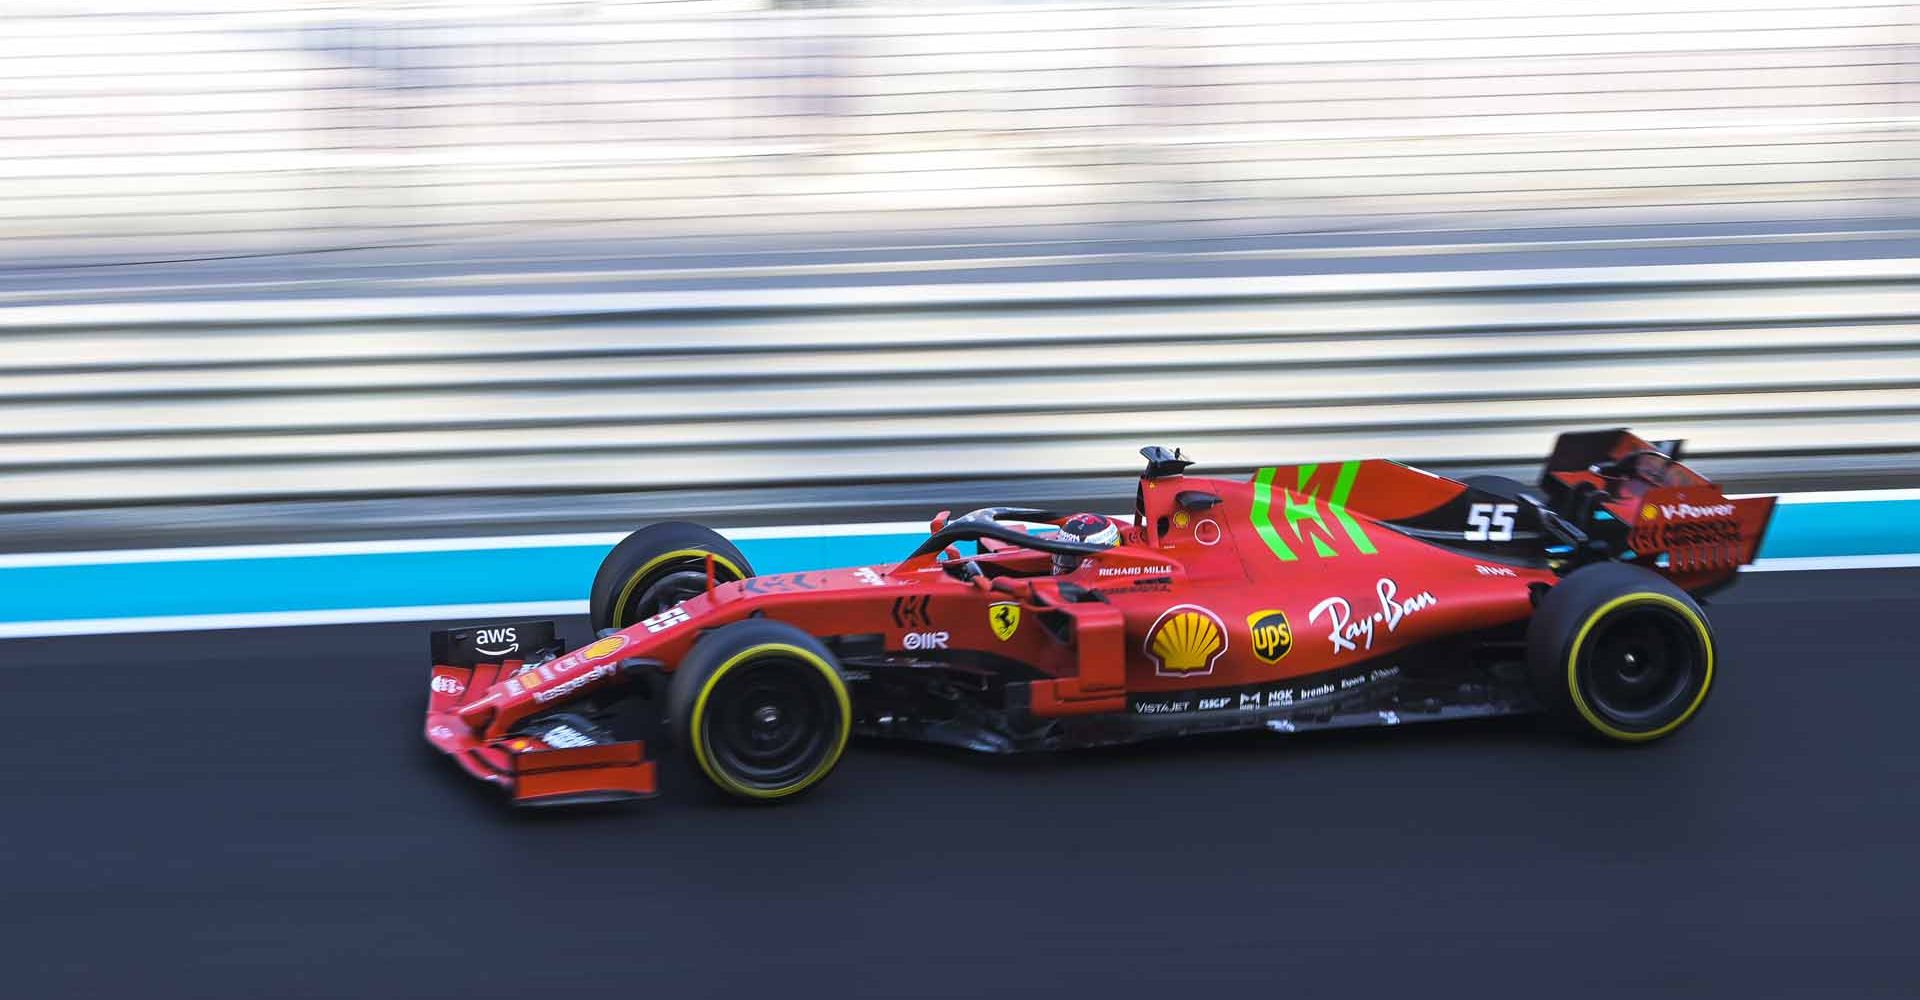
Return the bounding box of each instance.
[666,619,851,802]
[588,522,752,634]
[1527,563,1716,742]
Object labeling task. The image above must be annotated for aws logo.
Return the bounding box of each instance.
[1246,610,1293,664]
[1146,604,1227,677]
[474,626,519,657]
[1249,462,1378,563]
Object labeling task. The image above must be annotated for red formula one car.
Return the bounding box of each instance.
[423,429,1774,806]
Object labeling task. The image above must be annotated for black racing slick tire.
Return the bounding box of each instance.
[1526,562,1717,743]
[588,522,753,634]
[666,619,852,803]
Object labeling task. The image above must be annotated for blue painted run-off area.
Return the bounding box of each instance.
[0,533,921,623]
[0,500,1910,624]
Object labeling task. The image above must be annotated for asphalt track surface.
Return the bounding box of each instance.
[5,568,1915,998]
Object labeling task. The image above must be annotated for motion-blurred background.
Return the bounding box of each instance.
[2,0,1916,545]
[6,7,1919,995]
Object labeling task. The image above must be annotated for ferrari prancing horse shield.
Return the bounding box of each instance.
[988,602,1021,641]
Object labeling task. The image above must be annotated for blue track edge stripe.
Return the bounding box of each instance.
[0,533,922,624]
[0,498,1911,631]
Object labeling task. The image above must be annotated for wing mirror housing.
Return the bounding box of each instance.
[1175,490,1221,511]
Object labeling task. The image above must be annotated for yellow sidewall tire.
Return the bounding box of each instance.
[1526,563,1717,744]
[1565,593,1714,742]
[587,522,752,634]
[667,620,852,803]
[690,644,851,800]
[610,548,746,629]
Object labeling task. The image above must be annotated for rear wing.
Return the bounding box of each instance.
[1625,487,1776,575]
[1540,427,1686,485]
[1538,428,1774,582]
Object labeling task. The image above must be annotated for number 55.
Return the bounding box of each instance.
[1465,503,1517,542]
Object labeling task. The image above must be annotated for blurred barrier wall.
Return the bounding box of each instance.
[1,0,1915,263]
[1,260,1916,511]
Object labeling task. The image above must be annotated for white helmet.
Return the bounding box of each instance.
[1053,513,1120,574]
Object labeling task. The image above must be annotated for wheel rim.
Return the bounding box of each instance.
[1578,603,1704,728]
[630,569,708,621]
[617,559,738,628]
[702,656,840,789]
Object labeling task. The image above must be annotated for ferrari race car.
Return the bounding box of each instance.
[424,428,1775,806]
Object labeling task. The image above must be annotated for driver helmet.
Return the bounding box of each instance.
[1053,513,1120,574]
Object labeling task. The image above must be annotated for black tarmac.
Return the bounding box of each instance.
[3,568,1914,998]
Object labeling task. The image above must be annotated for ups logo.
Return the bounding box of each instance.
[1246,610,1293,664]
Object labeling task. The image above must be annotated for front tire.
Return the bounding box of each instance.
[666,619,852,802]
[1527,563,1716,742]
[589,522,752,634]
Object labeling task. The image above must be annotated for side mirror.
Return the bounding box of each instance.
[1175,490,1221,511]
[929,509,951,533]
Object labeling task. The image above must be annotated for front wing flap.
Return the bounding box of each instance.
[423,626,659,806]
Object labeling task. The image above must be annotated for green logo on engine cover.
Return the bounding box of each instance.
[1249,462,1377,562]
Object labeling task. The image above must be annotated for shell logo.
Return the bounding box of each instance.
[1145,604,1228,677]
[581,635,629,660]
[1641,505,1657,521]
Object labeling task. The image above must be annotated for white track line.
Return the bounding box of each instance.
[0,491,1911,569]
[0,555,1906,639]
[0,600,589,640]
[1741,554,1920,572]
[1765,489,1920,505]
[0,521,932,569]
